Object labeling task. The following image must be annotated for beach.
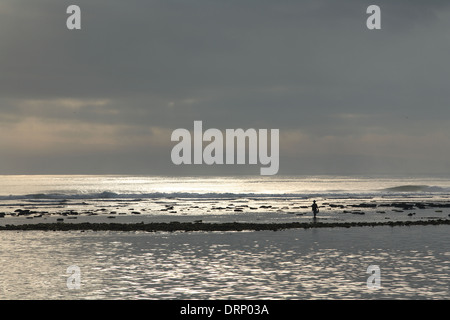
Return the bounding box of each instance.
[1,194,450,229]
[3,0,450,305]
[0,175,449,300]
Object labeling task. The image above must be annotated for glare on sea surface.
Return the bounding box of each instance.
[0,226,448,299]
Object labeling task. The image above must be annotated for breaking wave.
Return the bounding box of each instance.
[1,186,450,202]
[0,191,307,201]
[382,185,450,193]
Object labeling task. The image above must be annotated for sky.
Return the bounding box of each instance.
[1,0,450,175]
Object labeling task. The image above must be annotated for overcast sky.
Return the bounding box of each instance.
[1,0,450,175]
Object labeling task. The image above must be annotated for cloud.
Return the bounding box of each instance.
[1,0,450,174]
[0,116,172,155]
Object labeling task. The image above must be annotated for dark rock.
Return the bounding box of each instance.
[1,219,450,232]
[17,209,32,216]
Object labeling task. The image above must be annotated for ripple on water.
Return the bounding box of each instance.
[0,225,448,299]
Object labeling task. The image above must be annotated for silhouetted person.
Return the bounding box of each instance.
[312,200,319,218]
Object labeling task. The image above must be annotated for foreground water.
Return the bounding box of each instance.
[0,225,448,299]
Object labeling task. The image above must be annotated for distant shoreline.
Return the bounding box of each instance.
[1,219,449,232]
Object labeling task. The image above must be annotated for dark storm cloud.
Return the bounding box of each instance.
[1,0,450,174]
[1,0,447,98]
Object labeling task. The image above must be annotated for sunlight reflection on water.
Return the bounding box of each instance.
[0,225,448,299]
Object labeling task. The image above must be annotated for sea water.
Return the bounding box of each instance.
[1,174,450,224]
[0,225,448,299]
[2,174,450,199]
[0,175,449,299]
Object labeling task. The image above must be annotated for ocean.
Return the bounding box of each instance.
[3,174,450,201]
[1,174,450,224]
[0,175,449,299]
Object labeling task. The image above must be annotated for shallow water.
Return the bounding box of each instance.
[0,225,448,299]
[2,175,450,226]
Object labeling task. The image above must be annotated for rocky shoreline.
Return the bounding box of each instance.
[1,198,450,230]
[0,219,449,232]
[1,200,450,218]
